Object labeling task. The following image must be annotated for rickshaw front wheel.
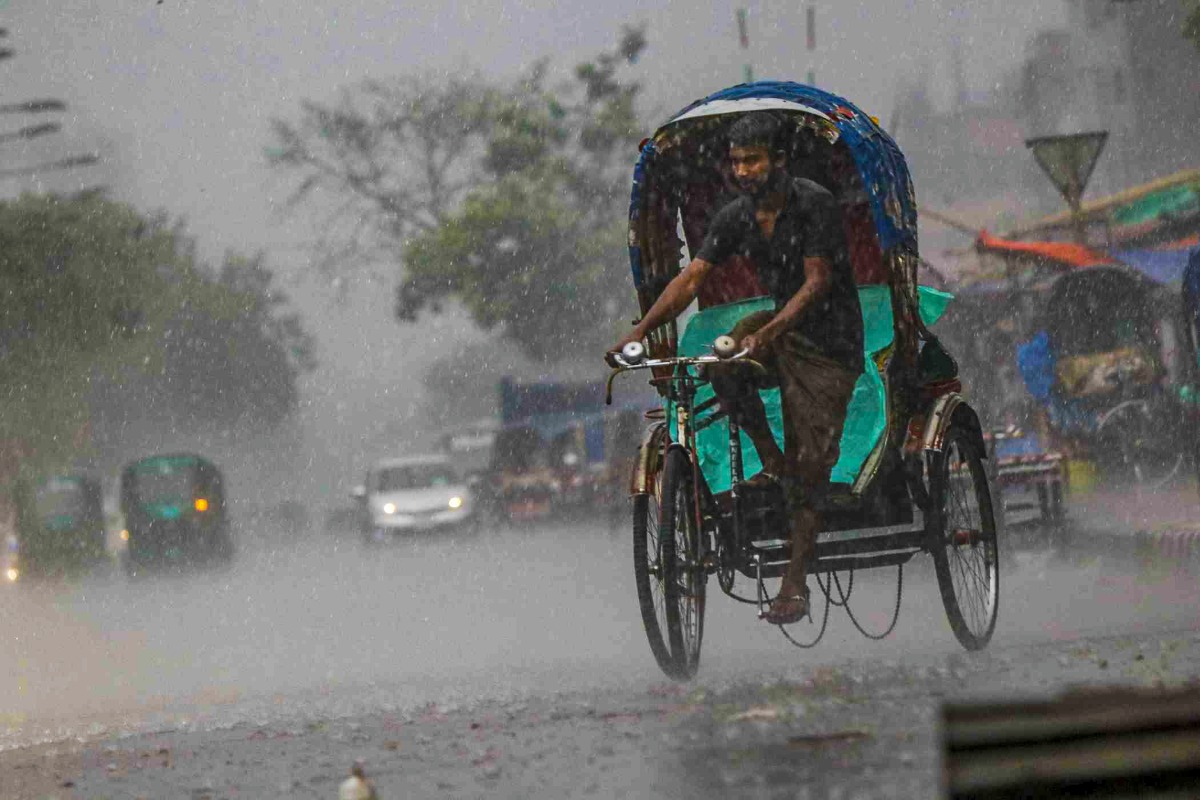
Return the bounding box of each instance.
[928,423,1000,651]
[632,446,706,680]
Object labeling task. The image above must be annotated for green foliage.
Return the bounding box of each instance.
[0,193,178,473]
[0,193,314,485]
[154,253,316,428]
[400,174,626,361]
[1186,0,1200,51]
[400,26,646,360]
[271,25,648,361]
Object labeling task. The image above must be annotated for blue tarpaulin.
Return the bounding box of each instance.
[1016,331,1055,403]
[498,378,646,464]
[1110,247,1194,285]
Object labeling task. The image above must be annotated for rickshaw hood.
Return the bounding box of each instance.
[629,80,918,290]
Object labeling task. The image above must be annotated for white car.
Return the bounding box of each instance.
[351,455,476,541]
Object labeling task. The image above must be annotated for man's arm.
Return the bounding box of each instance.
[613,256,715,347]
[742,256,831,353]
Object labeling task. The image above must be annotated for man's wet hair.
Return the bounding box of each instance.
[727,113,785,154]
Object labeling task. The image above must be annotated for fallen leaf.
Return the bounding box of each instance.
[787,729,871,747]
[728,706,780,723]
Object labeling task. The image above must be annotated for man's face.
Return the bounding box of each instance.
[729,144,776,197]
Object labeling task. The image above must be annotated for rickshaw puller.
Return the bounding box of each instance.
[610,113,863,624]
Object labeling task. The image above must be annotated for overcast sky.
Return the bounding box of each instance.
[3,1,1064,260]
[0,0,1067,497]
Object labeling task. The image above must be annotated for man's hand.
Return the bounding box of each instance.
[605,257,714,366]
[740,325,778,359]
[606,332,642,367]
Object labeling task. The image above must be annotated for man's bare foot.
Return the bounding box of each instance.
[743,471,781,489]
[764,583,809,625]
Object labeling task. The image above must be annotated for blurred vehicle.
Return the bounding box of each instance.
[351,454,476,542]
[119,452,234,574]
[985,425,1067,525]
[437,418,499,481]
[4,473,107,582]
[946,235,1200,497]
[485,377,651,525]
[488,423,557,524]
[1015,262,1194,491]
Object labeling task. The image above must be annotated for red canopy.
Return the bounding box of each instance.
[975,230,1115,268]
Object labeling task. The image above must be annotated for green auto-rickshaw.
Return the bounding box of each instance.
[120,453,234,573]
[8,473,107,580]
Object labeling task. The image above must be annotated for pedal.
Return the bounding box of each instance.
[750,538,789,551]
[814,485,862,513]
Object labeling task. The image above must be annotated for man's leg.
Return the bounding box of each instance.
[716,378,786,477]
[706,311,786,477]
[766,351,859,623]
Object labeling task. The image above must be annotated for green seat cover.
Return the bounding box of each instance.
[670,285,952,492]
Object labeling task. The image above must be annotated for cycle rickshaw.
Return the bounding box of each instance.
[1016,257,1200,493]
[606,82,1000,679]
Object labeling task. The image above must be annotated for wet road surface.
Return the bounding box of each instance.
[2,509,1200,797]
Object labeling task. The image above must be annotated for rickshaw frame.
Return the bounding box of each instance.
[610,82,1001,679]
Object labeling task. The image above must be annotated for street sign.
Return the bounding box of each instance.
[1024,131,1108,210]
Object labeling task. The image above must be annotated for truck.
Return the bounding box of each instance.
[441,377,650,527]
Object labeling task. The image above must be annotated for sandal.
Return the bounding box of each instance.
[743,471,782,490]
[763,586,810,625]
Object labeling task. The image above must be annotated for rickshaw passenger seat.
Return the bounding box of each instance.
[673,285,954,494]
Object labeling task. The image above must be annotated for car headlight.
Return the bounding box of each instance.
[4,567,17,583]
[448,496,463,509]
[383,502,396,515]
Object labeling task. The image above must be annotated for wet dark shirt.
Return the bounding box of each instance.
[695,178,864,373]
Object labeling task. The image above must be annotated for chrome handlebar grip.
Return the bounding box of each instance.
[605,346,766,404]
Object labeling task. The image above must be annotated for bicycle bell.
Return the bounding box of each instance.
[621,340,646,364]
[713,335,738,359]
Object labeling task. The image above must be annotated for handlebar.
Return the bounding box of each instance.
[604,343,767,405]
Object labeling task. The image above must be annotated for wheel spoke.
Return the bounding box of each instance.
[938,436,997,642]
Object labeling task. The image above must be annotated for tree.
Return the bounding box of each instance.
[156,253,315,428]
[0,193,180,474]
[0,193,314,483]
[1186,0,1200,51]
[267,74,501,267]
[270,26,648,360]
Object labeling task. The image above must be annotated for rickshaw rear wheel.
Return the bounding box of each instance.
[632,446,705,680]
[929,423,1000,651]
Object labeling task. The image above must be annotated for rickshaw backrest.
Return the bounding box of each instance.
[673,286,952,491]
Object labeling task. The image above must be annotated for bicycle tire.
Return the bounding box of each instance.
[929,424,1000,651]
[658,447,705,679]
[632,464,677,678]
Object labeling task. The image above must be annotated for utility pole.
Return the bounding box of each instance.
[736,8,753,83]
[806,4,816,85]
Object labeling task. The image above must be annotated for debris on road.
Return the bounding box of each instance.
[338,760,378,800]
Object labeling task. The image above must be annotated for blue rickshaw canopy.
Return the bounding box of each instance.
[628,81,918,290]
